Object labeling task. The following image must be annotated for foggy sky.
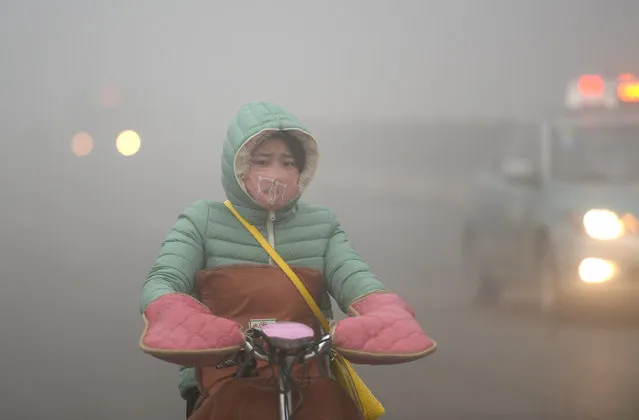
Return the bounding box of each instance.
[1,0,639,126]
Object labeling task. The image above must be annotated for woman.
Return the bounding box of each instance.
[139,102,436,419]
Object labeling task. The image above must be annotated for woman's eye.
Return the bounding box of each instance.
[284,161,296,167]
[253,160,268,166]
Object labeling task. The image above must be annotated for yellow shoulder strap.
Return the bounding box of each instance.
[223,200,330,332]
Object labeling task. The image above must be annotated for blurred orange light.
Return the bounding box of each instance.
[617,73,636,82]
[577,74,605,98]
[99,85,122,108]
[622,214,639,235]
[617,81,639,102]
[70,132,93,157]
[116,130,141,156]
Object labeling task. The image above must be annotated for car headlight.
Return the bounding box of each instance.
[578,258,617,283]
[583,209,625,240]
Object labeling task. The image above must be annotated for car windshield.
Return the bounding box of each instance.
[551,121,639,184]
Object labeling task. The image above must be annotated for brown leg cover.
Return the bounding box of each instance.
[189,376,363,420]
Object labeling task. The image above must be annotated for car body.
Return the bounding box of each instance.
[463,74,639,313]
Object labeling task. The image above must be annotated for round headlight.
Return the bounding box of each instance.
[583,209,624,240]
[578,258,617,283]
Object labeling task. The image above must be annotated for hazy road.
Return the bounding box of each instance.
[3,161,639,420]
[328,187,639,420]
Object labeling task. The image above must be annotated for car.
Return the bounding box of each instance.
[462,73,639,316]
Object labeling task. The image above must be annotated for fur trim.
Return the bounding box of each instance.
[234,128,319,197]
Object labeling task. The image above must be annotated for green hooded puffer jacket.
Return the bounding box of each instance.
[139,101,387,399]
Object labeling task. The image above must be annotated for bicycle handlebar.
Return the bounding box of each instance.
[241,321,332,364]
[235,322,333,420]
[244,333,332,363]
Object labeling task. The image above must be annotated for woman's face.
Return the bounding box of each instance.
[244,137,301,210]
[250,138,300,173]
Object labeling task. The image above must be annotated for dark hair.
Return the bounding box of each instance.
[271,130,306,172]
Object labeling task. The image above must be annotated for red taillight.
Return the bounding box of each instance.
[577,74,605,98]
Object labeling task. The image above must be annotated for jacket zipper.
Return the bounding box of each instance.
[266,210,276,265]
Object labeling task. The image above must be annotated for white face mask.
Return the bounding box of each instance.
[244,169,300,210]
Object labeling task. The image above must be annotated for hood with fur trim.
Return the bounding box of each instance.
[220,102,319,221]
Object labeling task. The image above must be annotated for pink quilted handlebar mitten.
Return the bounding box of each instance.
[332,292,436,365]
[140,293,244,366]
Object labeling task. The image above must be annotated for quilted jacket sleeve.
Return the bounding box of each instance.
[323,210,388,313]
[139,200,210,313]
